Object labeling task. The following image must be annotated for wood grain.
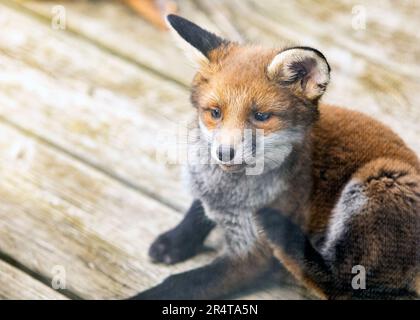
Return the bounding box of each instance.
[0,260,67,299]
[0,122,212,299]
[0,0,418,300]
[10,0,420,154]
[0,3,192,211]
[0,122,300,299]
[198,0,420,154]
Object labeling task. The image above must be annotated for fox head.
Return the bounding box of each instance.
[167,15,330,174]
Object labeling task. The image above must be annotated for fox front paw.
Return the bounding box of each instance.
[148,228,203,265]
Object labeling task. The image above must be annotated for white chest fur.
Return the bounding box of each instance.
[205,207,259,255]
[187,163,288,254]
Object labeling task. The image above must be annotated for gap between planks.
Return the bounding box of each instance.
[1,0,189,90]
[0,251,73,299]
[0,0,416,300]
[0,119,301,299]
[9,0,420,154]
[0,258,67,300]
[0,3,194,212]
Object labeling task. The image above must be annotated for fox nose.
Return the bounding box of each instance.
[217,145,235,162]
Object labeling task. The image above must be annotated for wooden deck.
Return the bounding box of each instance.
[0,0,419,299]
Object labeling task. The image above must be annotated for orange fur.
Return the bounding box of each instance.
[192,45,314,136]
[142,15,419,300]
[307,105,420,233]
[193,43,419,297]
[193,44,420,232]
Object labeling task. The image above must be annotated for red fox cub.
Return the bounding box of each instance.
[132,15,420,299]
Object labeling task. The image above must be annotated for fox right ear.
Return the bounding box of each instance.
[267,47,331,102]
[166,14,228,65]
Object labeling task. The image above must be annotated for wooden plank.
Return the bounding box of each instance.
[0,122,210,299]
[0,260,67,300]
[0,122,301,299]
[198,0,420,154]
[0,4,303,299]
[9,0,243,86]
[0,3,192,211]
[227,0,420,79]
[8,0,190,86]
[0,1,416,300]
[13,0,420,80]
[10,0,420,155]
[4,0,420,162]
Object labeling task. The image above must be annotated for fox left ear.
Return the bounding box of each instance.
[166,14,229,65]
[267,47,331,102]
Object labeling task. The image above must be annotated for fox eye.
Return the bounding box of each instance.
[211,108,222,119]
[254,112,271,122]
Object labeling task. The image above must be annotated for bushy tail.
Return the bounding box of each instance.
[258,205,419,299]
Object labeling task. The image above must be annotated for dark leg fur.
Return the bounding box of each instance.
[258,161,420,299]
[131,252,277,300]
[257,208,335,299]
[258,208,419,299]
[149,200,215,264]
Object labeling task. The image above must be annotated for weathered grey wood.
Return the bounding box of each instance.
[0,122,301,299]
[228,0,420,79]
[9,0,193,86]
[0,3,192,211]
[10,0,420,154]
[198,0,420,154]
[0,0,418,300]
[10,0,242,82]
[14,0,420,82]
[0,3,304,300]
[0,260,67,300]
[0,122,210,299]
